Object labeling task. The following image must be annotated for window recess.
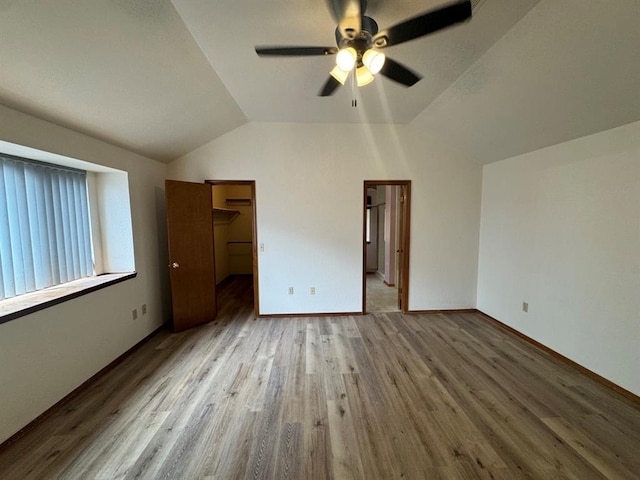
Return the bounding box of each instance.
[0,140,135,321]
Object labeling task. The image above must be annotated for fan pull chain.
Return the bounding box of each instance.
[351,71,357,108]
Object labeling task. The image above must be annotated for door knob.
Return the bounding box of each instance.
[169,262,179,269]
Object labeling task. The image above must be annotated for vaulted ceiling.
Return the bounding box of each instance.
[1,0,638,163]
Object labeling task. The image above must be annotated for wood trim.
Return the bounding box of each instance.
[401,182,411,312]
[205,180,255,186]
[0,323,166,451]
[258,309,477,318]
[364,180,412,184]
[362,181,411,314]
[362,185,368,313]
[0,272,137,325]
[409,308,477,314]
[257,311,362,319]
[205,180,260,317]
[476,309,640,408]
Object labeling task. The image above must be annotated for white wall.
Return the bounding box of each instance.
[168,121,482,314]
[366,187,378,273]
[0,104,170,443]
[477,121,640,395]
[384,186,398,286]
[93,172,136,273]
[376,186,386,277]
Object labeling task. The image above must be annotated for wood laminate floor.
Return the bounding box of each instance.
[365,273,399,313]
[1,275,639,479]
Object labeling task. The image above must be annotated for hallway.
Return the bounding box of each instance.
[365,273,399,313]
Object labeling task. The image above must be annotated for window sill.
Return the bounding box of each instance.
[0,273,136,325]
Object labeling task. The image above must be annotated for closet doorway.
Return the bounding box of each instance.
[362,181,411,313]
[206,180,259,316]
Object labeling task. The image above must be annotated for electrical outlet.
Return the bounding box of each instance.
[260,243,264,253]
[141,304,147,315]
[288,287,294,295]
[310,287,316,295]
[522,302,529,313]
[132,309,138,320]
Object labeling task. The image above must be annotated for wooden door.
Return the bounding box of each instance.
[165,180,217,332]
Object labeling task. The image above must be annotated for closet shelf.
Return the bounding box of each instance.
[213,207,240,224]
[226,198,252,206]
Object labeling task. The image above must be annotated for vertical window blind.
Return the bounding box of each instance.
[0,154,94,300]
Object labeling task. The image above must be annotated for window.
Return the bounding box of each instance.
[0,154,94,300]
[0,140,136,322]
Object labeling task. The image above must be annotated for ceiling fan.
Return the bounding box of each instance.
[255,0,472,96]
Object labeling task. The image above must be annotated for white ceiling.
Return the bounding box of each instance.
[171,0,539,125]
[0,0,246,162]
[0,0,638,164]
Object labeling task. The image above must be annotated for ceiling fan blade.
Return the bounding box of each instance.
[326,0,346,22]
[373,0,471,48]
[319,76,342,96]
[379,57,422,86]
[334,0,362,40]
[255,46,338,56]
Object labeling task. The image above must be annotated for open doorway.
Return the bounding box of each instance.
[362,181,411,313]
[207,180,259,316]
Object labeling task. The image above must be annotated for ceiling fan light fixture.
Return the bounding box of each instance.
[356,66,375,87]
[255,0,473,96]
[362,49,385,74]
[336,47,357,71]
[330,65,349,85]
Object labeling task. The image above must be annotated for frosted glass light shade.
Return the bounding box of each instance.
[356,66,374,86]
[330,65,349,85]
[336,47,357,71]
[362,49,385,74]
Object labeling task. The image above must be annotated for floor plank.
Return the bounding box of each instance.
[1,275,639,479]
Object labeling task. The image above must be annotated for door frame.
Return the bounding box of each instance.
[206,180,260,316]
[362,180,411,314]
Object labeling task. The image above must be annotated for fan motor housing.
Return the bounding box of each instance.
[336,16,378,43]
[335,16,378,63]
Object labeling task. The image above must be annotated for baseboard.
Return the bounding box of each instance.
[257,311,362,318]
[409,308,477,314]
[476,310,640,408]
[258,308,478,318]
[0,323,167,450]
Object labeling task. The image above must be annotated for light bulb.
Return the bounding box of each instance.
[336,47,357,72]
[362,49,385,74]
[356,66,375,87]
[330,65,349,85]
